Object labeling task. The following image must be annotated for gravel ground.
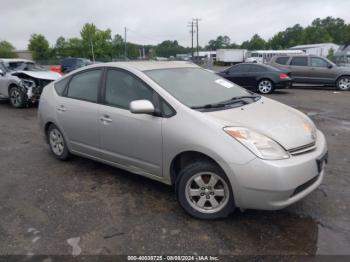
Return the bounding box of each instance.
[0,88,349,257]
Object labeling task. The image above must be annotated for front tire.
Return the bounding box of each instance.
[176,161,235,219]
[9,86,27,108]
[336,76,350,91]
[47,124,71,160]
[257,79,274,94]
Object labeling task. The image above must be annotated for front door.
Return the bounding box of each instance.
[55,68,103,156]
[99,68,163,177]
[309,57,337,84]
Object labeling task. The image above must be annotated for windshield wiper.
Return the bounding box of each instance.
[191,103,226,109]
[230,95,261,101]
[191,95,261,110]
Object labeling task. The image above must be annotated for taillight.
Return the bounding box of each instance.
[279,73,289,79]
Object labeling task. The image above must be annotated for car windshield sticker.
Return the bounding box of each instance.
[215,79,234,88]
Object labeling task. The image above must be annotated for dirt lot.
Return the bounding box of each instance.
[0,88,349,256]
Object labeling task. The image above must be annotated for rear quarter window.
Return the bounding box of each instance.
[54,77,70,96]
[275,57,290,65]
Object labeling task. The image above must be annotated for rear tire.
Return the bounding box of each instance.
[336,76,350,91]
[47,124,71,160]
[257,79,274,94]
[9,86,27,108]
[176,161,235,219]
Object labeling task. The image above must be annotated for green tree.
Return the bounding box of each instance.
[206,35,231,50]
[155,40,187,57]
[327,48,335,61]
[80,23,113,61]
[28,34,50,61]
[112,34,124,58]
[0,41,17,58]
[241,34,266,50]
[54,36,69,58]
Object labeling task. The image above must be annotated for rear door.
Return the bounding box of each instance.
[287,56,310,83]
[309,57,337,84]
[55,68,103,156]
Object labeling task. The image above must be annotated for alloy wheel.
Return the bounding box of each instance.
[258,80,273,94]
[49,128,65,156]
[338,77,350,90]
[10,89,22,107]
[185,172,229,214]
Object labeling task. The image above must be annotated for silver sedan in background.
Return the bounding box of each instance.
[38,61,327,219]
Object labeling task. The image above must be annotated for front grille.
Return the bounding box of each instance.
[291,175,319,197]
[288,142,316,156]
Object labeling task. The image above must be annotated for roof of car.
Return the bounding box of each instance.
[103,61,198,71]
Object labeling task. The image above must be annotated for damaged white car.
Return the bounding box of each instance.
[0,59,61,108]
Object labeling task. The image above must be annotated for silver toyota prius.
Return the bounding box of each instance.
[38,61,328,219]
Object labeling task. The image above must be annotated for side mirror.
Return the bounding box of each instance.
[327,64,333,69]
[0,69,4,76]
[129,100,155,114]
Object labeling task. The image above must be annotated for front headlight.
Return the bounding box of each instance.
[224,127,290,160]
[20,79,35,88]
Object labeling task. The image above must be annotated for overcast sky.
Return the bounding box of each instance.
[1,0,350,50]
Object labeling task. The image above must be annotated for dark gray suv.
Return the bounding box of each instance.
[270,55,350,91]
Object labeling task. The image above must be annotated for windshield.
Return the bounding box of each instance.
[0,62,9,73]
[145,67,251,108]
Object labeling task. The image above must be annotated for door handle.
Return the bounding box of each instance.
[56,105,66,112]
[100,115,112,124]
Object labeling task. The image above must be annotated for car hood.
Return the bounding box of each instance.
[12,70,61,81]
[205,97,316,150]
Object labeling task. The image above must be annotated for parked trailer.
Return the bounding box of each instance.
[334,45,350,67]
[216,49,247,65]
[245,50,304,64]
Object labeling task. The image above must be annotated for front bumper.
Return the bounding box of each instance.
[228,130,327,210]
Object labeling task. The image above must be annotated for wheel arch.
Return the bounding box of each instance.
[170,151,225,185]
[8,82,19,94]
[336,74,350,84]
[44,121,55,143]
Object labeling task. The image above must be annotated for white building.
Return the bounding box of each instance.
[289,43,339,57]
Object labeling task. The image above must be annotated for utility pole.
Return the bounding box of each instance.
[90,36,95,62]
[193,18,201,57]
[124,27,127,60]
[187,21,194,58]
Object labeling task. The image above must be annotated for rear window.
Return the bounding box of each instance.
[61,58,77,66]
[275,57,289,65]
[290,57,308,66]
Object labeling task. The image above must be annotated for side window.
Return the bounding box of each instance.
[275,57,289,65]
[290,57,308,66]
[54,76,70,96]
[249,65,266,72]
[105,69,154,109]
[310,57,329,67]
[230,65,250,73]
[67,69,102,102]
